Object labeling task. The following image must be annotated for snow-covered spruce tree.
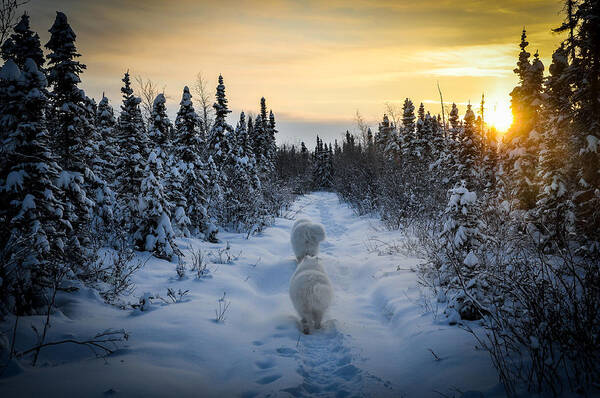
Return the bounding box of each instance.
[96,95,119,183]
[148,93,172,152]
[223,111,265,231]
[206,75,236,224]
[536,45,575,241]
[115,71,149,234]
[267,109,278,173]
[560,0,600,248]
[172,86,214,241]
[207,75,233,167]
[0,59,68,313]
[45,11,96,265]
[448,103,460,138]
[376,114,400,160]
[438,180,486,321]
[456,104,482,186]
[135,146,179,260]
[400,98,417,157]
[312,136,333,189]
[252,97,276,177]
[1,13,45,71]
[413,103,428,158]
[506,30,544,211]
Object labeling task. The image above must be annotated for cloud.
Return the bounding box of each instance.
[23,0,566,143]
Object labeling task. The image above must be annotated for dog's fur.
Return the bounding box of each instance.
[290,218,326,262]
[289,255,333,334]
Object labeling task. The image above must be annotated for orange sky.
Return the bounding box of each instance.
[26,0,566,144]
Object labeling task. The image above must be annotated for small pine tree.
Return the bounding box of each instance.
[536,45,575,241]
[115,71,149,233]
[172,86,212,240]
[1,13,45,71]
[506,30,544,210]
[135,148,179,260]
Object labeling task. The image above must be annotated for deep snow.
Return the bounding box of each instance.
[0,192,502,397]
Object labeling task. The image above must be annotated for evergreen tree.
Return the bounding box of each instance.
[456,104,481,184]
[207,75,234,167]
[1,13,45,71]
[45,11,95,260]
[401,98,417,157]
[560,0,600,246]
[224,111,263,230]
[96,95,119,182]
[440,180,485,321]
[376,114,399,160]
[115,71,148,233]
[536,45,575,240]
[506,30,544,210]
[449,103,460,138]
[172,86,212,240]
[0,59,68,312]
[312,136,333,188]
[148,93,172,150]
[135,147,179,259]
[206,75,234,225]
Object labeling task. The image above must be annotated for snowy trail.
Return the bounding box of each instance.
[1,192,500,398]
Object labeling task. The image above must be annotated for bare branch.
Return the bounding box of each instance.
[0,0,28,47]
[192,72,214,134]
[134,75,163,129]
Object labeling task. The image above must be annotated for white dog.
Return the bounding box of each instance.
[289,255,333,334]
[290,218,326,262]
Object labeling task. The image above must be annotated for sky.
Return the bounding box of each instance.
[24,0,566,145]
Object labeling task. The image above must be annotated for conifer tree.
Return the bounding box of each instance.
[172,86,212,240]
[206,75,235,225]
[207,75,234,168]
[440,180,485,320]
[559,0,600,245]
[448,103,460,138]
[536,45,574,240]
[1,13,45,71]
[506,30,544,210]
[0,59,68,312]
[45,11,95,259]
[401,98,417,157]
[456,104,481,185]
[224,111,262,229]
[115,71,148,232]
[96,95,119,182]
[135,147,179,259]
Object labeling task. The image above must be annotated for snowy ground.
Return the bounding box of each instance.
[1,192,503,397]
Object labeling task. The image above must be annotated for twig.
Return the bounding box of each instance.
[428,348,441,361]
[18,330,128,358]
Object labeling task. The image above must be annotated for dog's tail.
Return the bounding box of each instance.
[305,223,326,244]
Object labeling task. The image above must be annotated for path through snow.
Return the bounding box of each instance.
[1,192,501,398]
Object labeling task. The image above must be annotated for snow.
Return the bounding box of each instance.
[5,170,27,191]
[464,251,479,267]
[0,59,21,81]
[0,192,500,397]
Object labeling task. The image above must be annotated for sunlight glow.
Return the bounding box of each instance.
[486,101,513,133]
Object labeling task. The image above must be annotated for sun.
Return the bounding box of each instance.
[486,101,513,133]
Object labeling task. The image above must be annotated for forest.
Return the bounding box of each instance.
[0,0,599,397]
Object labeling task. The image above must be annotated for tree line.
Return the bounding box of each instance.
[0,11,289,315]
